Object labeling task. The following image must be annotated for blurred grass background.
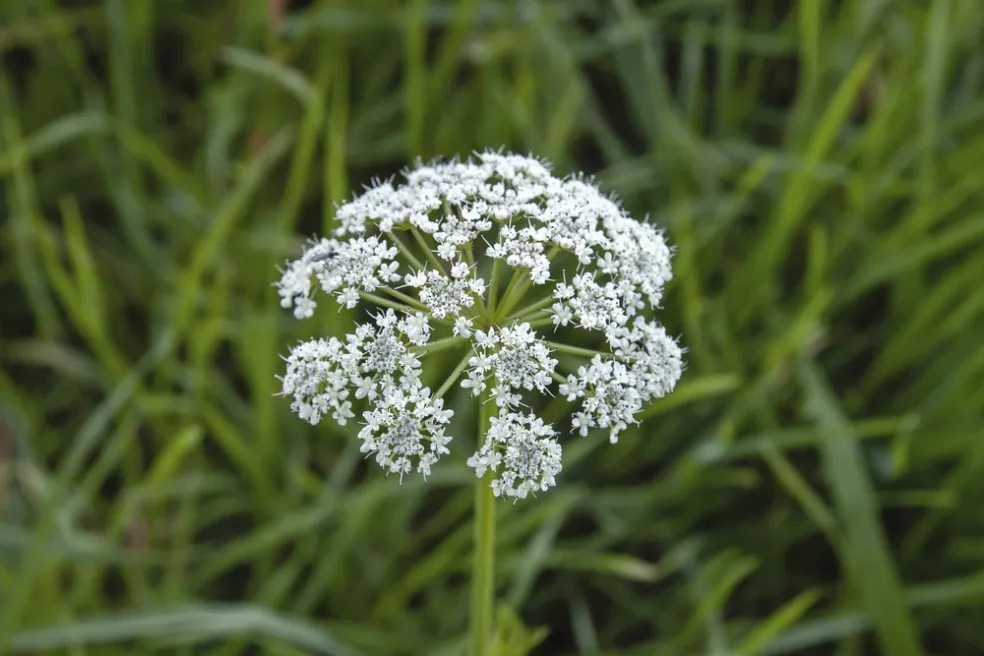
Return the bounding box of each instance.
[2,0,984,654]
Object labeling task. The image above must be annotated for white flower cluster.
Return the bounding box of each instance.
[280,309,450,479]
[406,264,485,320]
[461,323,558,409]
[467,412,562,500]
[276,151,683,500]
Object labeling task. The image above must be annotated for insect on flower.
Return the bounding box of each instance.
[276,151,684,499]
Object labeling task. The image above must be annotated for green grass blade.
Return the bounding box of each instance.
[737,588,822,656]
[798,359,924,656]
[7,605,363,656]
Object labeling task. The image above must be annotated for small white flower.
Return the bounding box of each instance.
[551,302,573,327]
[437,242,458,260]
[400,312,432,346]
[354,375,375,400]
[404,270,427,288]
[337,287,359,309]
[450,261,470,279]
[460,369,487,395]
[454,316,474,338]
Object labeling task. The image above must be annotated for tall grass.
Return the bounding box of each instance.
[2,0,983,654]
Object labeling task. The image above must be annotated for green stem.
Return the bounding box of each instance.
[494,268,523,319]
[544,341,610,359]
[471,394,496,656]
[389,229,425,270]
[415,335,467,356]
[495,271,528,321]
[505,295,554,322]
[487,256,501,318]
[411,225,446,273]
[523,310,553,323]
[494,245,561,321]
[380,286,429,313]
[358,292,417,315]
[546,342,640,368]
[524,317,554,329]
[359,292,455,327]
[502,271,533,314]
[433,350,471,399]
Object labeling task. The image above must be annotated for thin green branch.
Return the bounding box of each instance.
[544,341,609,359]
[358,292,418,315]
[523,317,554,329]
[410,225,446,273]
[494,270,528,321]
[504,296,554,322]
[487,256,501,320]
[433,350,472,399]
[415,335,468,357]
[389,230,425,270]
[380,286,429,313]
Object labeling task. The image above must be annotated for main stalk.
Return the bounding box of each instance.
[470,392,496,656]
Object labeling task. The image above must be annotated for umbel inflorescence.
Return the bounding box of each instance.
[276,151,683,499]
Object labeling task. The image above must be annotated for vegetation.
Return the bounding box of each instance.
[2,0,983,654]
